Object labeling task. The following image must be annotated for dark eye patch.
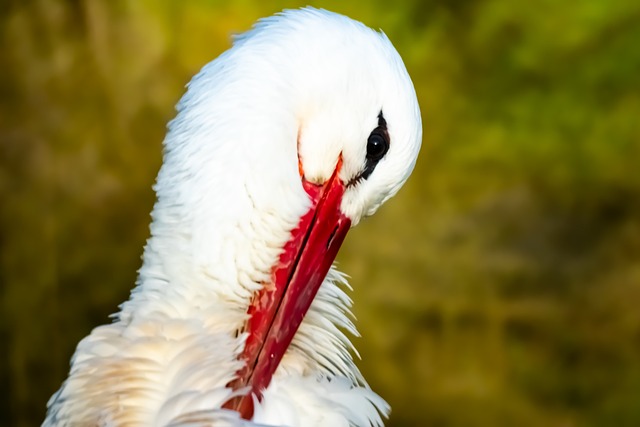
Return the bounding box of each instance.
[359,111,390,181]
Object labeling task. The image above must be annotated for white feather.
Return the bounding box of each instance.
[44,7,421,427]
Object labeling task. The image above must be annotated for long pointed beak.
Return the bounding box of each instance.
[224,160,351,419]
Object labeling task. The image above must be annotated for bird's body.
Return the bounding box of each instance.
[44,8,421,427]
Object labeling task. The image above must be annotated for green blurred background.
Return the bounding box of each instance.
[1,0,640,426]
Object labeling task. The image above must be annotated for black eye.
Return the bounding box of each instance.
[366,132,389,161]
[348,110,391,184]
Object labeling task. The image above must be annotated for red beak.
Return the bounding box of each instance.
[224,159,351,419]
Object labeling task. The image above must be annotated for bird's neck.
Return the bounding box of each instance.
[117,71,309,331]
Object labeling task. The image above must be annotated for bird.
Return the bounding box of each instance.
[43,7,421,427]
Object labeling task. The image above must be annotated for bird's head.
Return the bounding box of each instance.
[136,7,421,420]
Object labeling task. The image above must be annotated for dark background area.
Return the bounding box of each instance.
[1,0,640,426]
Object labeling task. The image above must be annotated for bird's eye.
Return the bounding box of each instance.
[349,111,391,184]
[366,132,389,161]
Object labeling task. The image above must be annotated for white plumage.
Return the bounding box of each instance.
[44,8,421,427]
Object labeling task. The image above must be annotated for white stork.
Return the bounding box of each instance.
[44,8,421,427]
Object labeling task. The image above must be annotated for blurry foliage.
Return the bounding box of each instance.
[1,0,639,426]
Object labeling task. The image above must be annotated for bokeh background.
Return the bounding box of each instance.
[1,0,640,426]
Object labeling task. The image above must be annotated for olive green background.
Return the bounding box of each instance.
[1,1,639,426]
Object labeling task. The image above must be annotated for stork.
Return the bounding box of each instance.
[44,8,421,427]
